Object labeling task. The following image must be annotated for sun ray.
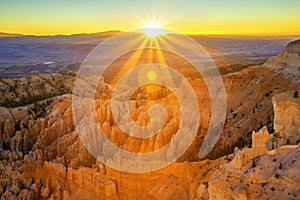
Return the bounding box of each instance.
[109,35,149,86]
[152,36,179,89]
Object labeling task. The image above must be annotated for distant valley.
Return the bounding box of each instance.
[0,31,298,78]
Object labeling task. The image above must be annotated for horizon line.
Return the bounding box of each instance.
[1,30,300,37]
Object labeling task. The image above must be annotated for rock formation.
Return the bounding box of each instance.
[231,126,269,169]
[272,90,300,144]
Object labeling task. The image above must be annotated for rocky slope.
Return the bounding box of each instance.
[0,39,299,199]
[205,127,300,200]
[0,73,74,107]
[264,39,300,80]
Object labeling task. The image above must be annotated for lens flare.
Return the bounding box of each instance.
[147,70,157,81]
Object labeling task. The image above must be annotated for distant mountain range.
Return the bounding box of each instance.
[0,30,122,37]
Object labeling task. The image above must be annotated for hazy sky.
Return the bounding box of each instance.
[1,0,300,35]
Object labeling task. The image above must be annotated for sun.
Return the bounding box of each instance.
[142,22,164,38]
[144,22,162,29]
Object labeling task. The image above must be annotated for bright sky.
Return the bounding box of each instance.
[1,0,300,35]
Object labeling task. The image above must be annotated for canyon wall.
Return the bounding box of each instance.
[0,40,300,199]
